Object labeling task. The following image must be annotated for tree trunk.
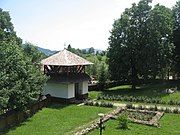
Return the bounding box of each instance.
[131,57,137,90]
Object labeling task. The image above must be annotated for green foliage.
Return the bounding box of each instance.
[84,100,113,108]
[66,45,108,79]
[0,8,47,110]
[22,42,46,64]
[97,94,180,106]
[86,54,108,80]
[172,1,180,77]
[98,63,108,90]
[108,0,174,89]
[122,110,155,121]
[117,114,130,129]
[88,47,95,54]
[98,64,106,83]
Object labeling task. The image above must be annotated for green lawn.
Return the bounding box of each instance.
[89,113,180,135]
[6,104,112,135]
[89,83,180,103]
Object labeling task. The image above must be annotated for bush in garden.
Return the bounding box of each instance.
[159,107,165,112]
[137,105,143,110]
[154,105,158,111]
[107,102,113,108]
[126,103,133,109]
[117,114,130,129]
[178,109,180,114]
[97,94,180,106]
[141,105,147,110]
[149,106,155,111]
[97,95,101,100]
[84,100,113,108]
[100,101,106,107]
[169,100,174,105]
[165,107,171,113]
[95,102,99,107]
[87,100,94,106]
[173,108,179,114]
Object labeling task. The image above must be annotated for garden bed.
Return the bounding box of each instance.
[123,109,164,127]
[123,109,156,121]
[89,113,180,135]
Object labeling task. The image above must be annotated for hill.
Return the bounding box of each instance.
[37,46,57,56]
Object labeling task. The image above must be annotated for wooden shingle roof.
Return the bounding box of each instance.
[41,49,93,66]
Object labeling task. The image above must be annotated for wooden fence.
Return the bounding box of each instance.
[0,98,50,132]
[1,79,179,132]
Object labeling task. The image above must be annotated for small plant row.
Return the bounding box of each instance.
[126,103,180,114]
[97,94,180,106]
[122,110,155,121]
[84,100,113,108]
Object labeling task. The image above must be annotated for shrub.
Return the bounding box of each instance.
[84,100,113,108]
[84,100,94,106]
[117,114,130,129]
[96,94,180,106]
[97,95,101,100]
[169,100,174,105]
[173,108,179,114]
[159,107,165,112]
[106,102,113,108]
[154,105,158,111]
[100,101,106,107]
[126,103,133,109]
[94,102,99,107]
[149,106,155,111]
[137,105,143,110]
[165,107,171,113]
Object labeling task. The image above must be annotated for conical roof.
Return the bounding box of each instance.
[41,49,93,66]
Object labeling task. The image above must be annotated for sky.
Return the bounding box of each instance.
[0,0,178,51]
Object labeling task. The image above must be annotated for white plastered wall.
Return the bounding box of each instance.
[68,83,75,98]
[43,82,70,98]
[82,81,88,94]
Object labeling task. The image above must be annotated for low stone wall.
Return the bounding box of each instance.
[75,107,164,135]
[127,109,164,127]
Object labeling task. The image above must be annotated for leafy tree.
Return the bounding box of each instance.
[88,47,95,54]
[67,44,72,50]
[66,44,82,56]
[22,42,46,65]
[0,8,47,110]
[172,1,180,78]
[147,4,174,79]
[98,63,107,90]
[108,0,174,90]
[81,49,87,54]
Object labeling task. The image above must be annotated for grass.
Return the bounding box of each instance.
[89,83,180,103]
[6,104,112,135]
[89,113,180,135]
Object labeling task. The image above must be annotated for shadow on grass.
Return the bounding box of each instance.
[115,126,131,130]
[48,103,70,110]
[2,103,70,135]
[101,83,180,99]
